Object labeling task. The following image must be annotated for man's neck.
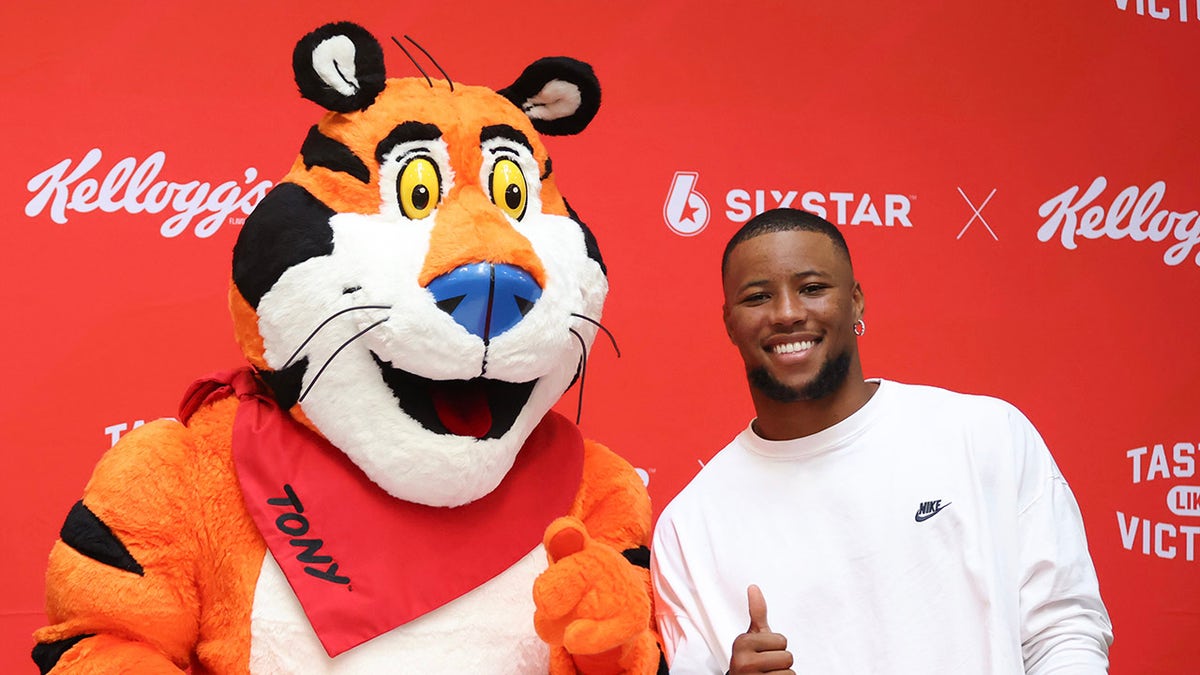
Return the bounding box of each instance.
[750,378,878,441]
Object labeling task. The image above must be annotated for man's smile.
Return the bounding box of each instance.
[770,339,817,355]
[764,334,822,362]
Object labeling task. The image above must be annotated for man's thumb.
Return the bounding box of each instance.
[747,584,770,633]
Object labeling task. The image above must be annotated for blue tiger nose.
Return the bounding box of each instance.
[426,262,542,342]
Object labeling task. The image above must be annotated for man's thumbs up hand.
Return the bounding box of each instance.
[747,584,771,633]
[729,585,794,675]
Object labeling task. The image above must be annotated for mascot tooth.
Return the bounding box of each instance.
[35,21,663,675]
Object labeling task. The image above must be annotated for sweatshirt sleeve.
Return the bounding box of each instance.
[651,509,725,674]
[1013,413,1114,674]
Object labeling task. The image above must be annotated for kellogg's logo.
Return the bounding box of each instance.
[1037,177,1200,267]
[25,148,273,238]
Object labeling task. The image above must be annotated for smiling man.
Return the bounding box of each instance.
[650,208,1113,674]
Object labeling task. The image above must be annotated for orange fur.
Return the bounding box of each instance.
[227,284,266,369]
[36,397,259,674]
[37,397,656,673]
[419,186,548,287]
[533,442,662,675]
[40,29,659,673]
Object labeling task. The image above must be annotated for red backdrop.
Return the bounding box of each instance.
[2,1,1197,672]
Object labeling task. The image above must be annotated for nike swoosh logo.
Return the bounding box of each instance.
[914,501,951,522]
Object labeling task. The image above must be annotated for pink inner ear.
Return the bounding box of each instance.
[431,380,493,438]
[525,80,582,121]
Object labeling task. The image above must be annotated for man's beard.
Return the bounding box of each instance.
[748,350,851,403]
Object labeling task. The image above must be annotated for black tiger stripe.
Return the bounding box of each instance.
[621,545,650,569]
[60,501,143,575]
[375,121,443,164]
[300,126,371,183]
[563,197,605,276]
[232,182,336,308]
[32,634,93,674]
[260,358,309,410]
[621,545,668,674]
[480,124,533,154]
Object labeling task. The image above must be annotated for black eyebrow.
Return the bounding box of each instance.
[793,270,830,280]
[736,271,829,295]
[480,124,533,154]
[375,121,444,164]
[736,280,769,296]
[300,126,371,184]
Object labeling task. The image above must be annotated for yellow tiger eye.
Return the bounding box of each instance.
[489,158,527,221]
[398,157,440,219]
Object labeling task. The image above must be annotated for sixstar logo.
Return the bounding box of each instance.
[664,171,710,236]
[663,170,914,236]
[726,189,912,227]
[25,148,273,238]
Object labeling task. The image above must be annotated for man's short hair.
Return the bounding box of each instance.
[721,208,853,278]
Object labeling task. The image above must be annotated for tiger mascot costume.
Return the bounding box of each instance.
[33,22,663,675]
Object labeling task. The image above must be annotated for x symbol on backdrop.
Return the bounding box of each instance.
[956,187,998,241]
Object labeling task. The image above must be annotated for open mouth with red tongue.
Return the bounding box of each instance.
[372,353,535,439]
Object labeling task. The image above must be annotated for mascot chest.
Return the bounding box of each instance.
[247,546,550,673]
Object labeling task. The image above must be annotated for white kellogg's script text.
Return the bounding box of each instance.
[1037,177,1200,267]
[25,149,273,238]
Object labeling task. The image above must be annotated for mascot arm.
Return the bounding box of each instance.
[33,420,205,674]
[534,440,666,675]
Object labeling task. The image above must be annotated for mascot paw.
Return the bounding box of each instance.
[533,517,651,656]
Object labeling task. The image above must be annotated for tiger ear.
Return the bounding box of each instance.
[293,22,387,113]
[499,57,601,136]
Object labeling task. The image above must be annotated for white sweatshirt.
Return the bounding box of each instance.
[651,380,1112,674]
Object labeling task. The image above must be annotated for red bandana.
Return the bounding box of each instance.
[181,369,584,656]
